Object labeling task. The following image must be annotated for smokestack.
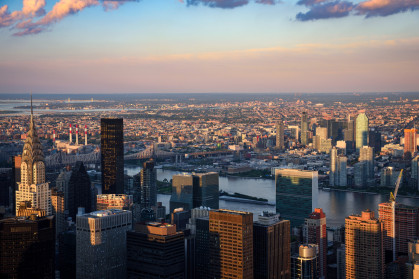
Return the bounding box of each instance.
[69,124,72,143]
[85,125,87,145]
[76,124,79,145]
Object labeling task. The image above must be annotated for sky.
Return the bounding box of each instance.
[0,0,418,94]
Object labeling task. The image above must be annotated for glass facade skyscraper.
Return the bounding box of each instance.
[355,113,369,153]
[301,112,308,146]
[101,118,124,194]
[275,169,318,227]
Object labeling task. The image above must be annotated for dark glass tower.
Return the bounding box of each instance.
[134,160,157,221]
[101,118,124,194]
[0,215,55,278]
[68,161,92,220]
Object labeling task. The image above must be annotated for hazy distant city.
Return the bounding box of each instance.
[0,92,419,278]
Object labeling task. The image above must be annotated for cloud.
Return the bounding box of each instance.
[296,1,354,21]
[355,0,419,17]
[186,0,281,8]
[1,0,139,36]
[297,0,329,6]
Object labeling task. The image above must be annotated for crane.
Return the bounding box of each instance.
[389,169,403,262]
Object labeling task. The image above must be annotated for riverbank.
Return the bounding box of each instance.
[219,196,275,206]
[325,187,419,199]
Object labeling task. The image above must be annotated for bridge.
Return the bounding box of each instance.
[124,145,176,160]
[45,150,101,168]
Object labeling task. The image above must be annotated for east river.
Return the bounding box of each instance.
[126,166,419,226]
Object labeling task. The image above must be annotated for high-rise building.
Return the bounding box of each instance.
[291,244,318,279]
[301,112,308,146]
[134,160,157,221]
[59,227,76,279]
[405,128,418,156]
[345,210,384,279]
[51,188,66,237]
[195,217,210,279]
[378,202,419,260]
[354,161,367,188]
[170,172,219,213]
[330,147,347,187]
[0,215,55,278]
[0,168,13,209]
[15,99,51,215]
[406,239,419,279]
[101,118,124,194]
[253,212,291,279]
[413,156,419,191]
[369,129,382,154]
[67,161,92,220]
[127,222,185,278]
[276,121,285,149]
[355,113,369,153]
[380,167,400,187]
[209,209,254,279]
[275,169,318,227]
[336,245,346,279]
[96,194,133,210]
[359,145,374,183]
[304,208,327,279]
[289,126,300,142]
[16,200,46,217]
[76,209,132,279]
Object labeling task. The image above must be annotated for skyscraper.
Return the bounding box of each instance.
[0,215,55,278]
[170,172,219,212]
[253,212,291,279]
[301,112,308,146]
[291,244,318,279]
[275,169,318,227]
[96,194,133,210]
[67,161,92,220]
[359,146,374,183]
[355,113,369,153]
[276,120,285,149]
[378,202,419,261]
[51,188,66,237]
[195,217,210,279]
[76,209,132,279]
[330,147,346,187]
[127,222,185,278]
[404,128,418,156]
[369,129,382,154]
[209,209,254,279]
[304,208,327,279]
[101,118,124,194]
[345,210,384,279]
[134,160,157,221]
[15,97,51,215]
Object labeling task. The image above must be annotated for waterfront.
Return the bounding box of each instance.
[126,166,419,226]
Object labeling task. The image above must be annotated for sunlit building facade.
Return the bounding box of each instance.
[355,113,369,153]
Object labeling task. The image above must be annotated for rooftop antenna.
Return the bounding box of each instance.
[30,91,33,116]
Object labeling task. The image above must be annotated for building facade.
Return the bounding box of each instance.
[253,212,291,279]
[76,209,132,279]
[405,128,418,156]
[276,121,285,149]
[101,118,124,194]
[345,210,384,279]
[96,194,133,210]
[209,209,254,279]
[355,113,369,153]
[291,244,318,279]
[275,169,318,227]
[301,112,308,146]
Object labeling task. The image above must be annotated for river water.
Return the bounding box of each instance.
[125,166,419,226]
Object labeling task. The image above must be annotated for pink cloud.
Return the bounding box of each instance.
[356,0,419,17]
[0,0,45,28]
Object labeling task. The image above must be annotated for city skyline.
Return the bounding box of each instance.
[1,0,419,94]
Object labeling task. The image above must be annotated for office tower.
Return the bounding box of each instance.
[316,127,328,140]
[51,188,66,237]
[59,227,76,279]
[369,129,382,154]
[275,169,318,227]
[405,128,418,156]
[413,156,419,180]
[170,172,219,212]
[209,209,254,279]
[354,161,367,187]
[336,245,346,279]
[152,202,166,221]
[406,239,419,279]
[355,113,369,153]
[289,126,300,142]
[186,207,210,235]
[67,161,92,220]
[253,212,291,279]
[171,208,191,231]
[380,167,400,187]
[76,209,132,279]
[359,146,374,182]
[127,222,185,278]
[0,168,13,208]
[330,147,347,187]
[304,208,327,279]
[345,210,384,279]
[195,217,210,279]
[276,120,285,149]
[0,215,55,278]
[133,160,157,221]
[301,112,308,146]
[101,118,124,194]
[291,244,318,279]
[15,100,52,215]
[96,194,133,210]
[378,202,419,260]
